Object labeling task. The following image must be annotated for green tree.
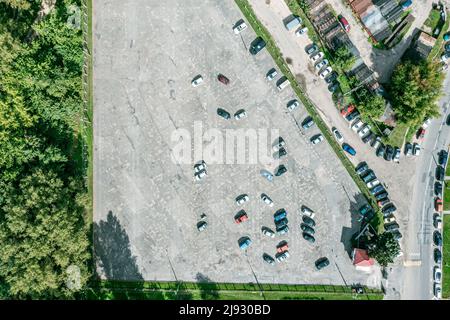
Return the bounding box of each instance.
[390,60,443,124]
[367,232,400,267]
[333,45,356,72]
[356,88,386,120]
[0,169,90,298]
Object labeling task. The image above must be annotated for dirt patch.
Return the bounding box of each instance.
[286,57,293,64]
[295,73,307,89]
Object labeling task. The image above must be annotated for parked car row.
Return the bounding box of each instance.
[274,209,289,235]
[355,161,402,241]
[299,206,317,244]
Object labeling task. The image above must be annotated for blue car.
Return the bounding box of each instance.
[238,237,252,250]
[342,143,356,156]
[274,210,287,222]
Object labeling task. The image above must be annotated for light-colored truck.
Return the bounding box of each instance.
[284,16,302,31]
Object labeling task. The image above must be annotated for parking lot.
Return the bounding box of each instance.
[93,0,379,286]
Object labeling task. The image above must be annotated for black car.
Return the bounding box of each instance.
[391,230,402,241]
[361,170,376,183]
[447,114,450,126]
[263,253,275,265]
[370,184,385,195]
[275,164,287,176]
[217,108,231,119]
[434,231,442,246]
[275,218,289,228]
[300,223,315,235]
[376,144,385,158]
[274,147,287,159]
[302,215,316,227]
[325,71,338,84]
[375,192,389,201]
[276,224,289,235]
[305,44,319,55]
[302,232,315,243]
[355,162,369,176]
[328,81,340,93]
[250,37,266,55]
[439,150,448,165]
[434,248,442,264]
[378,198,390,208]
[362,132,373,144]
[384,222,399,232]
[436,165,445,181]
[345,110,360,122]
[315,257,330,270]
[435,181,443,196]
[385,145,394,161]
[382,203,396,216]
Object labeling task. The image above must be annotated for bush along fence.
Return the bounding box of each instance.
[234,0,383,232]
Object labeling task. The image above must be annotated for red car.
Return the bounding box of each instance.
[276,243,289,253]
[339,15,350,32]
[340,104,355,117]
[235,211,248,223]
[417,128,426,140]
[435,198,443,212]
[217,73,230,85]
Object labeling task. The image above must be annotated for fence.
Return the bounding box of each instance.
[89,279,382,295]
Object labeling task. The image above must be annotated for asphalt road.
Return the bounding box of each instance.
[398,72,450,300]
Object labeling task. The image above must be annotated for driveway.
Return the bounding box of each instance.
[324,0,434,82]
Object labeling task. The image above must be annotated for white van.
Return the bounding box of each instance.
[277,78,290,91]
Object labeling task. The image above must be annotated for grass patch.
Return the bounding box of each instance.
[384,122,409,147]
[424,9,441,30]
[446,161,450,176]
[235,0,382,229]
[444,182,450,211]
[442,214,450,298]
[428,11,450,62]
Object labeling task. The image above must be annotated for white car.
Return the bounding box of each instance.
[310,52,324,62]
[276,251,290,262]
[413,143,421,156]
[287,100,300,111]
[236,194,249,205]
[434,266,442,284]
[301,206,315,219]
[194,170,207,180]
[272,138,286,151]
[367,179,380,188]
[315,59,329,72]
[311,134,324,145]
[434,283,442,299]
[441,52,450,62]
[266,68,277,81]
[194,163,207,173]
[358,125,371,137]
[233,21,247,34]
[295,26,308,36]
[383,215,396,224]
[191,75,203,87]
[422,118,432,129]
[261,193,274,207]
[234,109,247,120]
[262,228,275,238]
[351,119,364,132]
[319,67,332,79]
[333,128,344,143]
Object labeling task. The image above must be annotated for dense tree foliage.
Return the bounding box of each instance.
[367,232,400,267]
[390,59,443,125]
[0,0,90,298]
[333,46,357,72]
[356,87,386,120]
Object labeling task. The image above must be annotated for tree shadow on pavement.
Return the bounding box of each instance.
[93,210,143,281]
[195,273,219,300]
[340,192,367,258]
